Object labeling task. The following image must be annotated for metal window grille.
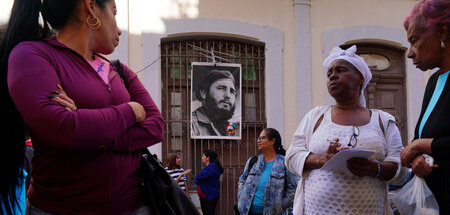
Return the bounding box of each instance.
[161,37,266,214]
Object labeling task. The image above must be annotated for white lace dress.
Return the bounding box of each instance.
[303,109,387,215]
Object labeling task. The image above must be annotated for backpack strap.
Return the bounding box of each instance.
[248,155,258,171]
[111,59,128,89]
[241,155,258,185]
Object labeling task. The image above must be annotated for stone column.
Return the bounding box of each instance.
[294,0,312,122]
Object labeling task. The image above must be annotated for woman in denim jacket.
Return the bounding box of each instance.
[237,128,298,215]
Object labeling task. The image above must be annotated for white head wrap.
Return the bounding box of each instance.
[323,45,372,107]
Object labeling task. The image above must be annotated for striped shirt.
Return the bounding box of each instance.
[165,167,187,191]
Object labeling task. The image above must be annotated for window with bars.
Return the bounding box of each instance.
[161,37,266,214]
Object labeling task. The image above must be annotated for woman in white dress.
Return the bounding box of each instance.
[285,45,407,215]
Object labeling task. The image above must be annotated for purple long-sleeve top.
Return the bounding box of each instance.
[7,37,164,215]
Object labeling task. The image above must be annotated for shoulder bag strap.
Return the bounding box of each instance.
[111,59,128,90]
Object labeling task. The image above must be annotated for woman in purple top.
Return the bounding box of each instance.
[0,0,163,214]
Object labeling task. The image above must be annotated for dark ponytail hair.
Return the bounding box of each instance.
[203,150,224,174]
[264,128,286,156]
[0,1,109,214]
[0,1,48,214]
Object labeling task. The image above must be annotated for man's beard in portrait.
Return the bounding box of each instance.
[203,94,236,122]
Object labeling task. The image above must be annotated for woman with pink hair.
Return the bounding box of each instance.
[400,0,450,213]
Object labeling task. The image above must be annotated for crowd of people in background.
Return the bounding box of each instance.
[1,0,449,214]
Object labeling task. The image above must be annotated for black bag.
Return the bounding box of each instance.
[111,60,199,215]
[138,149,200,215]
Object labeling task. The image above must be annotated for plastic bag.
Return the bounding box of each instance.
[393,175,439,215]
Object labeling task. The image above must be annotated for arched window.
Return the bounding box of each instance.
[161,36,266,214]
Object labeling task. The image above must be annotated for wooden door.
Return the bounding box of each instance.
[351,44,408,146]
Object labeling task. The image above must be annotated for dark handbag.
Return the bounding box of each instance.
[138,149,200,215]
[111,60,199,215]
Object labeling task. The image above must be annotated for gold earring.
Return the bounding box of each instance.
[86,14,101,29]
[441,41,446,49]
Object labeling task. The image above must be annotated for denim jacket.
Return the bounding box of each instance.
[237,154,297,215]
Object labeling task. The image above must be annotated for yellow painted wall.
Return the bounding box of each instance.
[309,0,418,106]
[150,0,299,143]
[189,0,298,142]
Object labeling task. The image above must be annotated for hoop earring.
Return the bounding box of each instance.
[441,41,446,49]
[86,14,101,29]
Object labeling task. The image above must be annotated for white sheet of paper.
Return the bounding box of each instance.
[320,149,375,176]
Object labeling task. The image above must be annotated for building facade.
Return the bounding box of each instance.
[1,0,426,214]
